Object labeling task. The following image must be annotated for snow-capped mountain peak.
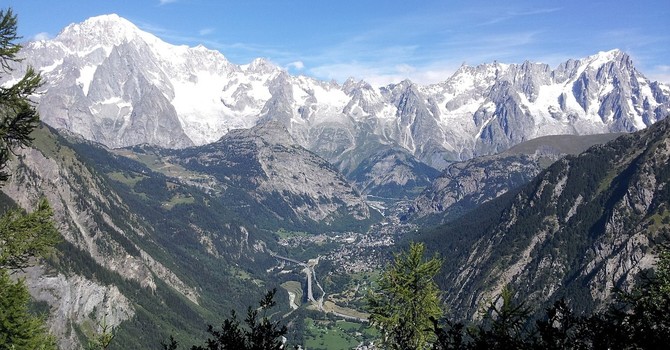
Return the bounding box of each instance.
[583,49,625,68]
[9,15,670,171]
[56,14,147,53]
[245,57,280,74]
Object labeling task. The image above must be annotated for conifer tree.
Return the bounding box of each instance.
[472,286,533,350]
[0,7,59,350]
[0,8,42,183]
[183,289,288,350]
[601,243,670,348]
[0,270,57,349]
[366,242,443,350]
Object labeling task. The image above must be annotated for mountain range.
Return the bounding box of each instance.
[6,14,669,201]
[2,13,670,350]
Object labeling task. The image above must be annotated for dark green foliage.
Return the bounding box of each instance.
[374,237,670,349]
[414,118,670,320]
[0,270,57,349]
[0,9,41,184]
[0,8,59,350]
[161,336,179,350]
[165,289,288,350]
[367,242,443,349]
[533,299,584,349]
[32,127,294,348]
[0,198,60,270]
[601,244,670,348]
[86,317,115,350]
[431,317,467,350]
[0,198,62,345]
[471,287,534,350]
[133,177,171,201]
[0,9,20,66]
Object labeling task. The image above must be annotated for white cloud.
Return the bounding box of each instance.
[33,32,51,41]
[411,65,461,85]
[199,28,215,36]
[512,7,562,16]
[308,61,459,87]
[310,62,377,85]
[136,21,170,35]
[159,0,178,5]
[287,61,305,71]
[302,27,542,86]
[648,65,670,84]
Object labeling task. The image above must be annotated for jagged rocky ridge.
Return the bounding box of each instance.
[420,117,670,320]
[411,133,622,221]
[411,154,545,221]
[148,121,375,227]
[6,14,670,196]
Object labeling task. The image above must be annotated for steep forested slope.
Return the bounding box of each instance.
[419,117,670,319]
[3,125,289,349]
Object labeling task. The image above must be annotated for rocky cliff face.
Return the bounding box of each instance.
[21,266,134,350]
[421,117,670,320]
[411,154,544,220]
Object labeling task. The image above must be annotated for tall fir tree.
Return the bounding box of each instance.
[0,8,41,183]
[366,242,443,350]
[0,7,60,350]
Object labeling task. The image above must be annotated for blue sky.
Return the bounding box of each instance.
[6,0,670,85]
